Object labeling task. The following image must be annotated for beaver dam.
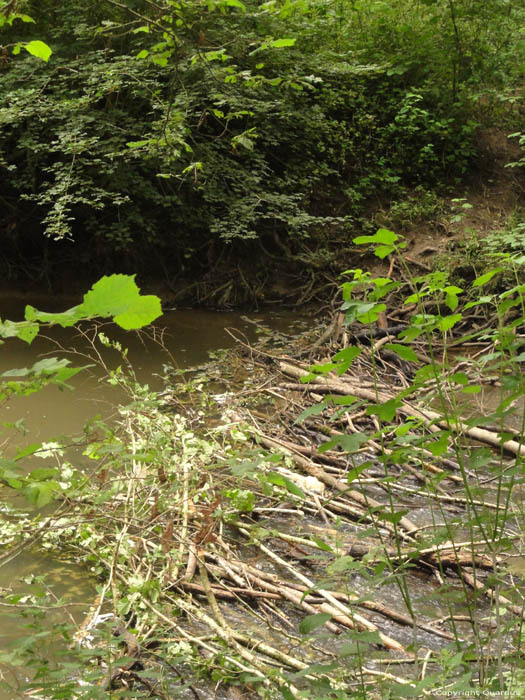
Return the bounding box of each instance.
[1,256,524,699]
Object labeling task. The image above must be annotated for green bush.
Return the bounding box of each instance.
[0,0,522,278]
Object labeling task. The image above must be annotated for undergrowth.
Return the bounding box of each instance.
[0,1,523,280]
[1,233,525,698]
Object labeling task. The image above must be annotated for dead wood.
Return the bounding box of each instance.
[257,434,420,538]
[278,362,525,457]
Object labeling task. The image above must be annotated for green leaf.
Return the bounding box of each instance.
[80,275,162,329]
[269,38,296,48]
[225,489,255,512]
[300,353,362,382]
[346,462,370,484]
[5,477,24,489]
[399,325,425,341]
[461,385,481,394]
[375,508,409,525]
[384,343,419,362]
[353,229,398,246]
[332,396,360,406]
[318,433,368,454]
[443,285,463,311]
[25,304,86,328]
[27,467,59,481]
[404,291,424,304]
[24,481,60,507]
[14,443,42,461]
[0,457,21,475]
[151,54,169,67]
[23,40,52,62]
[332,346,362,373]
[356,302,386,324]
[310,536,333,552]
[389,682,423,697]
[224,0,246,9]
[473,268,502,287]
[16,322,39,344]
[0,319,39,343]
[469,448,493,469]
[367,398,400,423]
[396,418,422,436]
[337,641,360,656]
[294,400,330,423]
[427,432,450,456]
[126,139,150,148]
[327,555,359,573]
[450,371,469,385]
[291,662,339,679]
[438,313,462,332]
[353,229,400,259]
[266,473,305,499]
[249,37,296,56]
[374,244,395,259]
[464,295,493,309]
[32,357,66,372]
[1,367,30,378]
[53,366,86,384]
[299,613,332,634]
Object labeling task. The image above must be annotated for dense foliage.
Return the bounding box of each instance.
[2,243,525,698]
[0,1,523,284]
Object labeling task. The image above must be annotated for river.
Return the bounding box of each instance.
[0,298,308,698]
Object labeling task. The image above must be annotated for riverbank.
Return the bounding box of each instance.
[2,142,522,314]
[1,247,524,698]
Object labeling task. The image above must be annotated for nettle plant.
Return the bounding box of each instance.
[337,229,525,530]
[0,274,161,507]
[293,228,525,696]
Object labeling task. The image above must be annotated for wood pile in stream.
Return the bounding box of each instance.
[65,312,524,699]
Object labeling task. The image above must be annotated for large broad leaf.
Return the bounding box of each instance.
[25,275,162,330]
[80,275,162,329]
[0,320,39,344]
[294,399,330,423]
[473,268,502,287]
[224,0,246,9]
[437,313,462,332]
[353,229,399,246]
[23,40,53,62]
[269,38,296,48]
[25,304,87,328]
[367,397,402,423]
[250,37,296,55]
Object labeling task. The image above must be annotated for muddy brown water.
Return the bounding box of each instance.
[0,298,309,698]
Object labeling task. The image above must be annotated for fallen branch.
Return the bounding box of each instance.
[279,362,525,457]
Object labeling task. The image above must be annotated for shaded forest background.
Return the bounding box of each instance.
[0,0,523,302]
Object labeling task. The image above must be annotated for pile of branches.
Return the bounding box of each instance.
[25,310,524,699]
